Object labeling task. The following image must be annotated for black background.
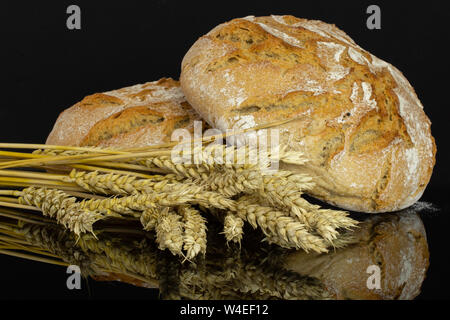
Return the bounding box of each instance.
[0,0,449,299]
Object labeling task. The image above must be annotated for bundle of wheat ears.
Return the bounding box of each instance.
[0,123,358,261]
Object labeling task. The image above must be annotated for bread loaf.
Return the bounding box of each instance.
[180,15,436,213]
[46,78,205,148]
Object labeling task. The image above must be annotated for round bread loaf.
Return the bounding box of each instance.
[46,78,204,148]
[180,15,436,213]
[284,209,429,300]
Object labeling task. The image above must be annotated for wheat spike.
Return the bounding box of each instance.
[66,169,181,196]
[140,207,164,231]
[200,164,356,245]
[178,205,207,261]
[140,144,281,179]
[155,208,184,257]
[259,174,357,242]
[222,212,244,244]
[235,195,328,253]
[66,170,137,195]
[201,167,262,197]
[179,245,330,299]
[18,187,107,235]
[141,155,210,179]
[70,174,235,212]
[78,197,137,217]
[118,183,236,211]
[32,149,92,156]
[20,223,94,274]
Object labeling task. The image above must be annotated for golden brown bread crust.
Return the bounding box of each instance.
[46,78,204,148]
[180,15,436,213]
[284,210,429,300]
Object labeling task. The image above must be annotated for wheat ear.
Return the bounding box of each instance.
[259,174,357,242]
[201,167,262,197]
[201,165,357,244]
[222,212,244,244]
[178,206,207,261]
[18,187,107,235]
[69,173,235,212]
[33,149,94,156]
[139,144,281,179]
[65,169,181,195]
[154,208,184,257]
[140,207,163,231]
[235,195,328,253]
[141,155,210,179]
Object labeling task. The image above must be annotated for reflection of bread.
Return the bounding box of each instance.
[46,78,204,148]
[180,15,436,213]
[284,210,429,299]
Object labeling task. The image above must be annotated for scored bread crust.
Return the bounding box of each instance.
[46,78,204,148]
[180,15,436,213]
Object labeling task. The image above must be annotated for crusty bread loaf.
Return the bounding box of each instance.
[284,209,429,300]
[180,15,436,213]
[46,78,205,147]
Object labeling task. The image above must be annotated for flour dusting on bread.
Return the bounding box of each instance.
[180,15,436,213]
[47,78,204,147]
